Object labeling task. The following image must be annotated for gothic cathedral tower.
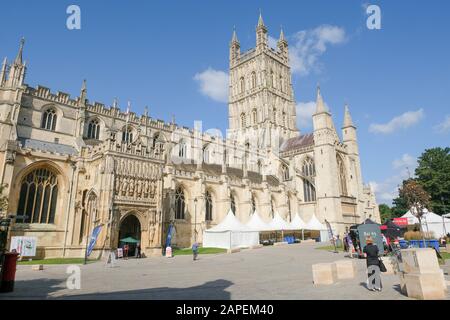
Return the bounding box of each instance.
[228,14,298,149]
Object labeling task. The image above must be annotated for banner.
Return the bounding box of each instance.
[87,225,102,257]
[10,236,37,257]
[165,223,175,248]
[392,218,408,226]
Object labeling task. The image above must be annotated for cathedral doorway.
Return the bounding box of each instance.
[118,214,141,257]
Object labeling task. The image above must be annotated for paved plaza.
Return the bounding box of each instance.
[2,244,450,300]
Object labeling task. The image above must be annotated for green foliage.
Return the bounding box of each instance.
[415,147,450,215]
[391,179,413,217]
[379,204,392,223]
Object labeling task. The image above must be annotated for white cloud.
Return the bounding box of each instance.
[392,153,416,170]
[289,25,347,76]
[434,115,450,133]
[370,153,417,205]
[193,67,229,103]
[369,108,424,134]
[296,100,329,130]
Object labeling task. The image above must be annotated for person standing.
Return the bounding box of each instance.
[123,244,129,260]
[363,237,382,291]
[192,241,199,261]
[346,233,354,258]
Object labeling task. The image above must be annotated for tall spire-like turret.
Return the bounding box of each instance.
[231,26,239,43]
[229,26,241,64]
[79,79,87,106]
[315,85,327,114]
[277,26,288,60]
[256,11,268,49]
[14,38,25,65]
[343,104,355,128]
[0,57,7,86]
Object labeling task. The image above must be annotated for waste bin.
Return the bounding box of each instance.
[0,252,19,293]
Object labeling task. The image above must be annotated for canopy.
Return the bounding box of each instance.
[206,209,253,232]
[203,209,259,249]
[288,213,306,230]
[246,211,271,232]
[381,220,403,239]
[401,209,450,237]
[120,237,139,243]
[267,212,291,231]
[304,214,327,231]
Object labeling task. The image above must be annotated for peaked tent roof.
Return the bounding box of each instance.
[305,214,327,231]
[402,209,450,224]
[206,209,254,233]
[246,211,271,232]
[289,213,306,230]
[267,212,291,231]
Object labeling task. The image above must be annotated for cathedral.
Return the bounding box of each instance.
[0,15,379,259]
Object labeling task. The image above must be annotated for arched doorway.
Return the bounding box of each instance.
[118,214,141,257]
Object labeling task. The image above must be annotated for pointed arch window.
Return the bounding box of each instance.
[175,187,185,220]
[41,108,57,131]
[252,109,257,125]
[87,119,100,140]
[239,77,245,93]
[230,194,236,215]
[240,113,246,128]
[16,168,58,224]
[337,155,348,196]
[122,126,133,143]
[302,158,316,202]
[251,72,257,89]
[251,194,256,214]
[205,191,213,221]
[178,140,187,158]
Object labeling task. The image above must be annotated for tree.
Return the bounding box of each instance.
[415,147,450,215]
[399,180,431,243]
[391,179,412,217]
[378,204,392,223]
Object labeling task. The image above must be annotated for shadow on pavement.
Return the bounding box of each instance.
[0,278,67,299]
[57,279,234,300]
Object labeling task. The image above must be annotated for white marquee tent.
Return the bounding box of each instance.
[203,209,260,249]
[402,209,450,237]
[246,211,272,232]
[304,214,330,242]
[288,213,306,230]
[267,212,292,231]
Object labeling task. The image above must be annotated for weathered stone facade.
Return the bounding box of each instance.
[0,17,379,259]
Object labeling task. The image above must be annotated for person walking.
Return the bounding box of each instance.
[123,244,129,260]
[192,241,199,261]
[363,237,382,291]
[136,243,141,259]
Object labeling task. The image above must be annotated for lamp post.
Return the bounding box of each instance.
[194,198,198,243]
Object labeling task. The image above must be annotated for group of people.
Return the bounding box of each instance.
[120,243,142,259]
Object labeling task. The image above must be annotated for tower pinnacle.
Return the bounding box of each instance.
[14,37,25,65]
[343,104,355,128]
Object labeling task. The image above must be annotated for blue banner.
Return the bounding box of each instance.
[87,225,102,257]
[165,223,174,248]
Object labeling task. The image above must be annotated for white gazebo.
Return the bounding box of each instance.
[202,209,260,249]
[402,209,450,237]
[288,213,306,230]
[304,214,330,242]
[246,211,271,232]
[267,212,292,231]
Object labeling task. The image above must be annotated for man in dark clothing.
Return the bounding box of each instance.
[363,237,382,291]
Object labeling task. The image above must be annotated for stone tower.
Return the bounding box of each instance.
[228,14,298,149]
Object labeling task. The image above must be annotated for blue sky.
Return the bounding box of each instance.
[1,0,449,205]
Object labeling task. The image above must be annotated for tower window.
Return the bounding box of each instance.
[87,119,100,140]
[239,77,245,93]
[178,140,187,158]
[205,191,213,221]
[41,108,57,131]
[240,113,246,128]
[302,158,316,202]
[122,126,133,144]
[175,187,185,220]
[251,72,256,89]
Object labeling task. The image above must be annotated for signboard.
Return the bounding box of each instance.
[117,248,123,258]
[87,225,102,257]
[166,246,172,258]
[393,218,408,227]
[10,236,37,257]
[357,224,384,252]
